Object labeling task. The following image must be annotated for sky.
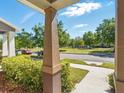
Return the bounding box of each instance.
[0,0,115,38]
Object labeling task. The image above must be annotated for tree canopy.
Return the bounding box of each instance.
[95,18,115,47]
[32,23,44,48]
[15,18,115,49]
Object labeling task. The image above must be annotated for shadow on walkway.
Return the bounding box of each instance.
[105,89,115,93]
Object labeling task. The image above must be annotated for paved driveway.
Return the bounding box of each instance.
[60,53,114,63]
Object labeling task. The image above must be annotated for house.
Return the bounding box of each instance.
[0,18,18,57]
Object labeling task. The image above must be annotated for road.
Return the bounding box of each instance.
[60,53,114,63]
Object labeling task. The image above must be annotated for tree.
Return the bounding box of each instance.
[16,21,71,49]
[74,37,84,48]
[16,29,33,49]
[32,23,44,48]
[83,31,95,47]
[69,39,75,48]
[58,21,70,47]
[95,18,115,47]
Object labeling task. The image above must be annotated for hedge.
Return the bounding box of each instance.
[108,74,115,92]
[2,55,74,93]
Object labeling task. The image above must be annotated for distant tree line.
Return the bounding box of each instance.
[15,18,115,49]
[83,18,115,48]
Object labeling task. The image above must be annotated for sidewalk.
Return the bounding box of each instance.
[70,64,114,93]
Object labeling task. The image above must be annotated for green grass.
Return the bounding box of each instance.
[60,48,114,54]
[27,47,114,54]
[61,59,115,69]
[99,62,115,69]
[61,59,87,65]
[70,67,88,84]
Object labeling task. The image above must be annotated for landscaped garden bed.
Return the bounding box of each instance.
[1,55,88,93]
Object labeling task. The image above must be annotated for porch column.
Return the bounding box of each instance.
[8,32,16,57]
[2,33,8,57]
[115,0,124,93]
[43,7,61,93]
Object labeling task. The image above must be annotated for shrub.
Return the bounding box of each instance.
[2,55,42,92]
[61,64,74,93]
[2,55,74,93]
[108,74,115,91]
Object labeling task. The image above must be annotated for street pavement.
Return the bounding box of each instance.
[60,53,114,63]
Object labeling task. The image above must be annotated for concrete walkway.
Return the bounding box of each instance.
[70,64,114,93]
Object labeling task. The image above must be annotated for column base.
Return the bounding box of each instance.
[43,72,61,93]
[116,80,124,93]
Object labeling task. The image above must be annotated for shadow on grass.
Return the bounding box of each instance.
[59,49,67,52]
[88,50,114,58]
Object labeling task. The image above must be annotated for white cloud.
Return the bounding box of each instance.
[74,24,89,28]
[60,2,102,17]
[20,12,36,24]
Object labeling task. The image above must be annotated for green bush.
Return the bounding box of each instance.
[2,55,42,92]
[108,74,115,90]
[61,64,74,93]
[2,55,74,93]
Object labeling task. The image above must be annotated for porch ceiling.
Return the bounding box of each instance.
[18,0,79,14]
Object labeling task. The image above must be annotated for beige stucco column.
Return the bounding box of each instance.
[115,0,124,93]
[43,7,61,93]
[2,33,8,57]
[8,32,16,57]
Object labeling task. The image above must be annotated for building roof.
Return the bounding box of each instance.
[18,0,79,14]
[0,18,19,33]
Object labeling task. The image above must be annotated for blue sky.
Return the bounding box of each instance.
[0,0,115,38]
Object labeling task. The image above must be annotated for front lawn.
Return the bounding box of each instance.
[70,67,88,84]
[99,62,115,69]
[61,59,87,65]
[61,59,115,69]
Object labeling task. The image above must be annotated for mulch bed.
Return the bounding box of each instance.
[0,71,31,93]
